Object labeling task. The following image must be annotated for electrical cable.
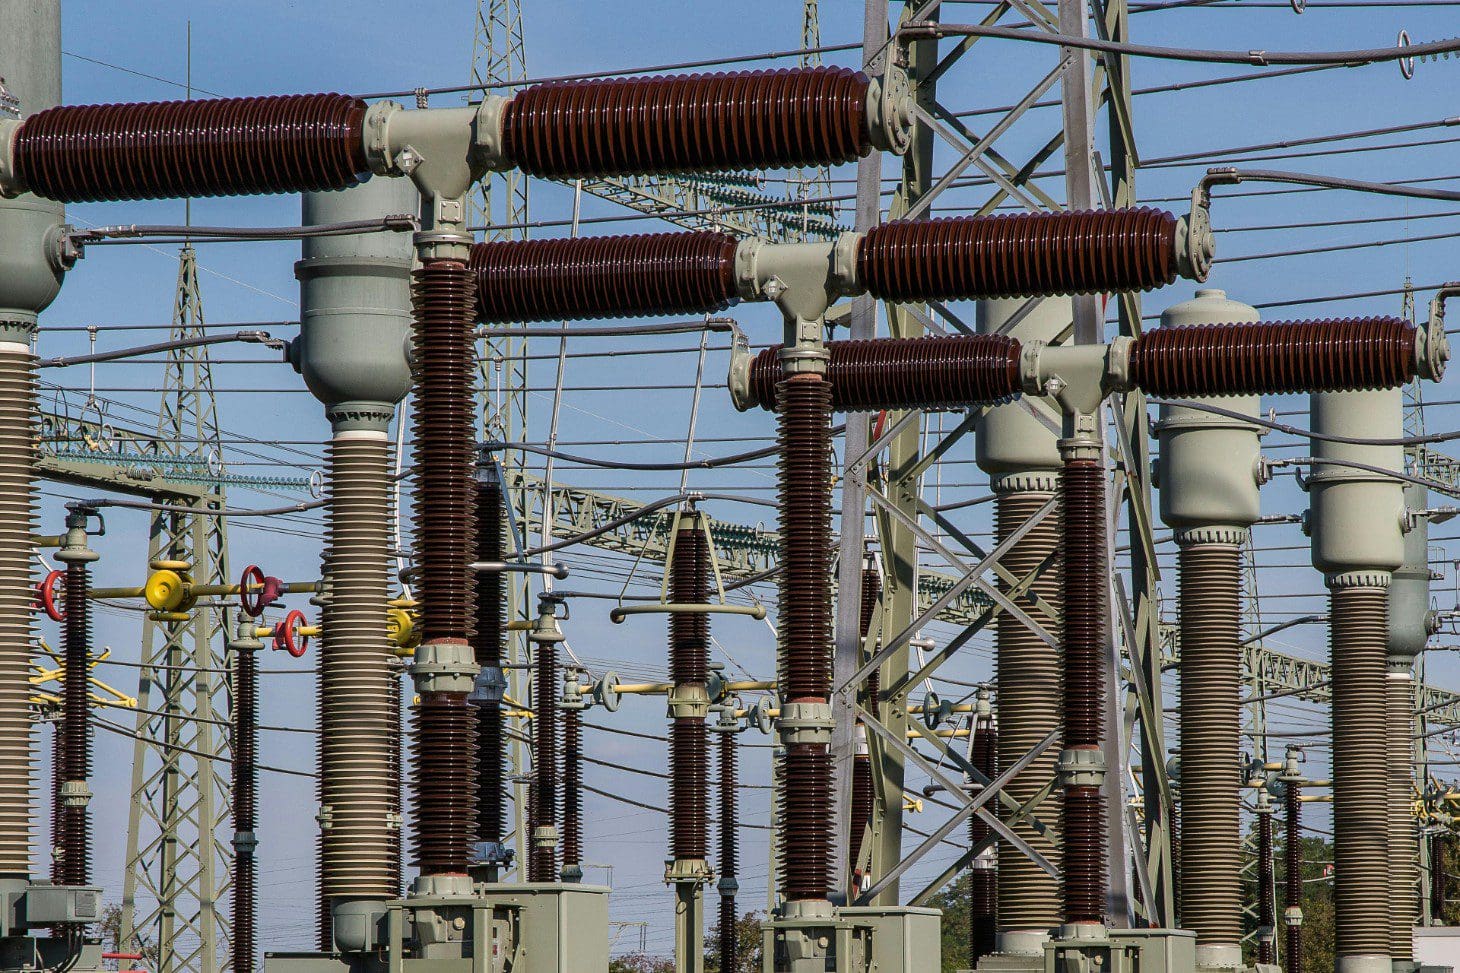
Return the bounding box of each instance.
[39,331,285,369]
[71,215,417,245]
[92,717,315,778]
[477,319,736,339]
[901,21,1460,65]
[1151,398,1460,445]
[1206,167,1460,202]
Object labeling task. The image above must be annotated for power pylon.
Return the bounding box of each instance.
[120,245,235,973]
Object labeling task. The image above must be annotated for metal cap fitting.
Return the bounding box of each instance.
[532,824,559,850]
[664,858,713,885]
[466,665,507,707]
[59,780,91,808]
[1417,319,1450,381]
[727,325,756,413]
[1056,748,1107,788]
[777,700,832,745]
[667,683,710,720]
[867,67,914,155]
[412,639,478,694]
[232,830,258,856]
[1177,187,1217,282]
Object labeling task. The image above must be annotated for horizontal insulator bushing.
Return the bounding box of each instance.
[501,67,872,178]
[12,93,369,202]
[743,335,1023,412]
[1130,316,1416,397]
[857,208,1180,302]
[471,232,740,324]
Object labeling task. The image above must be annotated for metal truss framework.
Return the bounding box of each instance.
[117,246,235,973]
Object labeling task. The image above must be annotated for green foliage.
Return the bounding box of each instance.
[1236,823,1333,973]
[925,875,969,973]
[705,909,764,973]
[609,953,673,973]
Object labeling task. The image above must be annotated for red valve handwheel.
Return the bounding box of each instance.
[38,570,65,622]
[239,565,266,617]
[273,609,309,658]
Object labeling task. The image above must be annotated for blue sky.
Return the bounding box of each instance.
[34,0,1460,961]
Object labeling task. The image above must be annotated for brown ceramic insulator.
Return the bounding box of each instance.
[1176,542,1243,948]
[1060,461,1105,751]
[779,743,832,901]
[969,719,997,966]
[561,708,582,873]
[1129,316,1416,398]
[744,335,1023,413]
[1329,586,1389,957]
[718,729,738,973]
[475,479,506,847]
[470,232,739,324]
[776,375,833,701]
[994,489,1063,932]
[859,560,880,642]
[411,259,477,644]
[1432,832,1447,922]
[530,638,558,883]
[1389,673,1417,961]
[857,208,1179,303]
[849,754,872,876]
[12,93,368,203]
[1060,457,1107,926]
[1256,809,1274,966]
[671,718,708,862]
[49,723,61,885]
[57,561,90,888]
[501,67,872,178]
[1062,787,1107,925]
[1284,778,1302,973]
[232,645,258,973]
[409,692,477,875]
[670,524,711,687]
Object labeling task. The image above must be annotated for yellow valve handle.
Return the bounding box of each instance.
[144,569,193,613]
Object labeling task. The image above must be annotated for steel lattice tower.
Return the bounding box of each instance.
[120,245,235,973]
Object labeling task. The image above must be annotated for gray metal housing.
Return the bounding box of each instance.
[1389,482,1432,664]
[1307,389,1406,583]
[974,297,1070,489]
[293,178,418,430]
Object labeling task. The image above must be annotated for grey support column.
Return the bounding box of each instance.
[294,177,417,952]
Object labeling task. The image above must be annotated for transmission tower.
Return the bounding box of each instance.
[471,0,533,871]
[791,0,836,238]
[120,245,235,973]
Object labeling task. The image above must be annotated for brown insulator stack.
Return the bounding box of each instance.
[968,718,997,967]
[857,209,1180,302]
[232,642,259,973]
[1059,459,1106,925]
[1284,779,1303,973]
[1129,316,1417,397]
[1432,832,1448,922]
[49,723,61,884]
[501,67,873,178]
[475,479,506,852]
[409,258,478,877]
[56,559,90,888]
[670,521,711,865]
[743,335,1023,413]
[561,706,582,878]
[993,489,1062,936]
[849,558,880,882]
[530,635,558,883]
[470,232,740,325]
[718,729,738,973]
[776,373,834,903]
[1175,541,1242,950]
[12,93,369,202]
[1256,805,1275,966]
[1388,669,1417,962]
[1329,585,1389,959]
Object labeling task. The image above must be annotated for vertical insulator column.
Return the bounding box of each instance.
[318,432,399,922]
[850,558,880,883]
[1175,540,1243,950]
[48,724,61,884]
[231,633,261,973]
[561,705,582,881]
[718,728,739,973]
[669,520,711,866]
[1388,668,1417,962]
[1284,775,1303,973]
[409,257,479,878]
[0,345,38,883]
[968,715,997,967]
[1256,802,1275,966]
[1329,585,1390,959]
[529,634,558,883]
[992,487,1062,940]
[474,478,506,856]
[1058,458,1106,926]
[775,373,835,904]
[56,558,91,887]
[1432,833,1447,922]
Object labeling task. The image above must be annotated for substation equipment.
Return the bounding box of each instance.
[0,2,1455,972]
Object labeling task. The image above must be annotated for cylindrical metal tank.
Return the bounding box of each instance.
[975,296,1068,954]
[1388,482,1428,964]
[1308,388,1404,973]
[0,0,65,889]
[294,179,416,953]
